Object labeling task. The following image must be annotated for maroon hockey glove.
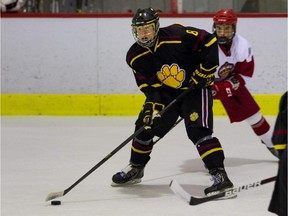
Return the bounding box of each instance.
[142,102,165,130]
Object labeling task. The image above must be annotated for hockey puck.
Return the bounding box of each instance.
[51,200,61,205]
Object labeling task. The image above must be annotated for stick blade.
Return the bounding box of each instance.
[169,179,228,205]
[45,191,65,201]
[169,179,191,204]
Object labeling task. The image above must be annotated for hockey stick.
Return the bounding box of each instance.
[45,86,193,202]
[153,117,183,144]
[169,176,277,205]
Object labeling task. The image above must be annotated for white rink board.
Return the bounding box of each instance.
[1,17,287,94]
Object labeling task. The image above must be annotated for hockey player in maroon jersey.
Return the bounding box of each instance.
[211,9,279,158]
[271,91,287,156]
[268,91,287,216]
[111,7,234,196]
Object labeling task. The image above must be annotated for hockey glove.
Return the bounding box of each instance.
[190,68,214,89]
[212,76,244,99]
[212,82,233,99]
[142,102,165,130]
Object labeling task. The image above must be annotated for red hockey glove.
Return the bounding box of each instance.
[212,76,244,99]
[212,81,234,99]
[142,102,165,130]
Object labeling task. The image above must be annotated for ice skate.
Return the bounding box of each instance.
[204,167,234,198]
[111,164,144,186]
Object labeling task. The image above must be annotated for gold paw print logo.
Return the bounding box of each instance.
[157,64,185,89]
[190,112,199,121]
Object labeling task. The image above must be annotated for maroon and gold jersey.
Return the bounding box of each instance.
[126,23,219,104]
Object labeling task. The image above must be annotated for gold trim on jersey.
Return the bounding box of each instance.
[154,40,181,52]
[204,37,217,47]
[130,39,182,66]
[200,63,219,72]
[139,83,149,90]
[152,83,162,88]
[139,83,162,90]
[130,50,151,66]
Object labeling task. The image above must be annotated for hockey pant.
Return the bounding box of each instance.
[129,108,225,170]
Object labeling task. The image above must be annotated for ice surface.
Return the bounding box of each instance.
[1,116,278,216]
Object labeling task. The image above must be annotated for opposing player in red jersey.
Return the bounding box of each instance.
[211,9,279,158]
[111,7,234,196]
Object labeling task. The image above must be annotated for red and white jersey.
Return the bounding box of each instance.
[215,34,254,83]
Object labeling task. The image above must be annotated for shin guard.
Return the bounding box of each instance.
[130,139,152,166]
[196,137,225,170]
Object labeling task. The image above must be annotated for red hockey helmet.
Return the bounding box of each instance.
[213,9,237,25]
[213,9,237,45]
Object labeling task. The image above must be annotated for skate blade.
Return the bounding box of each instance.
[110,178,142,187]
[216,193,237,200]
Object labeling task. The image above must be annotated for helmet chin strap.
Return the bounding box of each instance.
[213,24,236,46]
[136,36,156,48]
[136,29,159,48]
[218,37,232,45]
[217,32,235,46]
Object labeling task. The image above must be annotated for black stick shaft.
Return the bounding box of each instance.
[188,176,277,205]
[261,176,277,184]
[153,117,183,144]
[64,126,146,195]
[63,86,194,196]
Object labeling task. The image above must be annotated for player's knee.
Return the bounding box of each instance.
[187,127,212,144]
[134,137,153,146]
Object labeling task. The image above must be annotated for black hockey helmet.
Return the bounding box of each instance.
[131,7,160,47]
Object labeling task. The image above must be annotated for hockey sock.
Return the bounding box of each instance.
[130,139,152,166]
[195,137,225,170]
[251,117,274,148]
[246,112,274,148]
